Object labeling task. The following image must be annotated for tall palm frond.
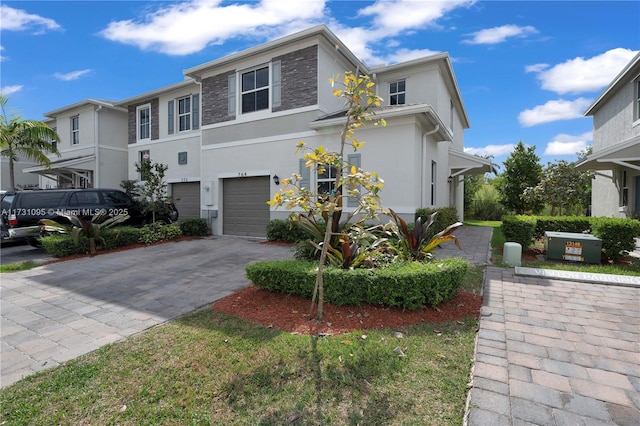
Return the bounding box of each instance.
[0,94,61,189]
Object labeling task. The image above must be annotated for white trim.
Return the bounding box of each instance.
[129,132,199,147]
[136,103,151,142]
[201,130,317,151]
[167,176,201,183]
[217,169,270,179]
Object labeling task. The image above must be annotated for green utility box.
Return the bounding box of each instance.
[544,231,602,264]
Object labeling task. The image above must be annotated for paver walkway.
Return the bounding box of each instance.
[467,267,640,426]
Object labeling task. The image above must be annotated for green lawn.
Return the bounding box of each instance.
[0,305,480,425]
[0,261,39,273]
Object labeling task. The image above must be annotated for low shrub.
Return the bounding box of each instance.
[40,234,89,257]
[245,258,468,310]
[591,217,640,261]
[179,218,209,236]
[102,226,142,249]
[266,219,312,243]
[533,216,591,239]
[139,222,183,245]
[501,215,536,248]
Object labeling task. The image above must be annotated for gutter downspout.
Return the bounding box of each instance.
[94,105,103,188]
[421,125,440,207]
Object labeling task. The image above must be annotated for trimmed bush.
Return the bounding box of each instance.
[533,216,591,239]
[267,218,314,243]
[245,258,468,310]
[102,226,142,249]
[139,222,183,245]
[40,234,89,257]
[179,218,209,236]
[591,217,640,261]
[501,215,536,248]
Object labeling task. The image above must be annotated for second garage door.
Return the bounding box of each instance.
[223,176,270,237]
[171,182,201,219]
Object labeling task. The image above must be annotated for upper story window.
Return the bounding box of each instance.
[389,80,406,106]
[50,127,57,149]
[137,105,151,141]
[168,94,199,134]
[71,116,79,145]
[242,66,270,113]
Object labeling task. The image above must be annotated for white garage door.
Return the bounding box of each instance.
[171,182,201,219]
[223,176,270,237]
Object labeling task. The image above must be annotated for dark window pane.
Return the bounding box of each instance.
[390,95,398,106]
[242,93,256,113]
[390,82,397,93]
[256,89,269,110]
[179,115,190,131]
[398,80,405,92]
[256,67,269,88]
[242,72,255,91]
[398,93,405,104]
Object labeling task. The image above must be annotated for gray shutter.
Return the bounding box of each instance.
[272,60,281,108]
[168,100,174,134]
[347,154,361,207]
[299,159,310,190]
[192,93,199,130]
[228,74,236,116]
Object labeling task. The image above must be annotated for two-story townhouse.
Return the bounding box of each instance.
[577,52,640,218]
[24,99,128,189]
[116,79,202,218]
[184,25,491,237]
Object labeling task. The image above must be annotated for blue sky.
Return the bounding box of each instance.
[1,0,639,169]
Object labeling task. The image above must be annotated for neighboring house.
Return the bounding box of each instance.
[577,53,640,218]
[183,25,491,237]
[25,100,128,189]
[116,79,202,218]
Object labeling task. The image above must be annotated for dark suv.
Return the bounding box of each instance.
[1,188,178,245]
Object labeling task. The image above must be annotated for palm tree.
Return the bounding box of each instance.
[0,94,60,189]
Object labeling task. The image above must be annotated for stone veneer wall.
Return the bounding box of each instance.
[127,98,159,144]
[273,45,318,113]
[201,45,318,125]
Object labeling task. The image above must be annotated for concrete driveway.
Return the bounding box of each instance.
[1,236,294,388]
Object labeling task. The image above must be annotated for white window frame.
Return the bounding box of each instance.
[71,116,80,145]
[389,79,406,106]
[137,104,151,141]
[240,65,270,114]
[634,77,640,123]
[317,165,338,200]
[177,96,191,132]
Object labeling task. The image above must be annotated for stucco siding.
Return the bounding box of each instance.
[592,82,640,151]
[128,135,201,183]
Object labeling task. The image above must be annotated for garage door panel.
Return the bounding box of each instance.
[223,176,270,237]
[172,182,201,218]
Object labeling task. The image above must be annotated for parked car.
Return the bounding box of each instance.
[0,188,178,246]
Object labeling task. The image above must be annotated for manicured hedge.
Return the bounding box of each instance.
[245,258,468,310]
[266,219,314,243]
[178,218,209,236]
[501,215,640,261]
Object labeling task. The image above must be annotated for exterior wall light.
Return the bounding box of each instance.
[273,175,280,185]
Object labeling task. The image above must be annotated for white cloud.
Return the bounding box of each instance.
[100,0,328,55]
[464,144,516,157]
[525,63,548,73]
[380,48,442,64]
[462,24,537,45]
[0,85,23,96]
[54,69,92,81]
[0,45,5,62]
[544,132,592,156]
[0,5,61,33]
[518,98,593,127]
[359,0,474,36]
[529,48,639,94]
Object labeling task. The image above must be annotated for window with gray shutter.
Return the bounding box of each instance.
[228,74,236,116]
[168,100,174,134]
[347,154,361,207]
[272,60,281,108]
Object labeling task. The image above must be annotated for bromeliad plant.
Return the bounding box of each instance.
[386,208,463,261]
[40,212,130,256]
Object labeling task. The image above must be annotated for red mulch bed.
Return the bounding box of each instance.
[212,286,482,335]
